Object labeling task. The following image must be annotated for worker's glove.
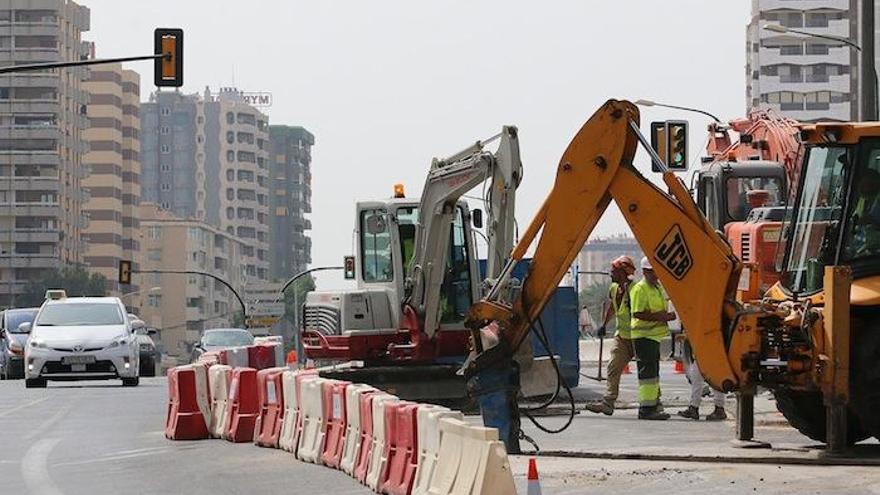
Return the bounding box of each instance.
[597,326,607,337]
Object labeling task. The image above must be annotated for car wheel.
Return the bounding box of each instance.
[122,377,140,387]
[139,357,156,377]
[25,378,47,389]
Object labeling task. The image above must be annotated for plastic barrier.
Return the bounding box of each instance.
[248,343,280,370]
[382,401,420,495]
[223,367,259,443]
[320,380,351,468]
[411,406,463,495]
[190,362,212,421]
[208,364,233,438]
[198,351,221,366]
[427,418,516,495]
[165,365,210,440]
[254,367,287,448]
[226,346,250,368]
[280,370,318,452]
[340,384,377,475]
[366,394,400,491]
[355,392,390,484]
[296,377,328,463]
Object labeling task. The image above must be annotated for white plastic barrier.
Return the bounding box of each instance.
[278,370,300,452]
[190,362,212,427]
[411,405,463,495]
[296,377,328,463]
[226,346,250,368]
[340,383,376,475]
[208,365,232,438]
[365,393,399,491]
[426,418,516,495]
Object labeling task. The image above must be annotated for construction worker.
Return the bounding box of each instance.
[584,255,636,416]
[676,336,727,421]
[849,168,880,257]
[630,256,675,420]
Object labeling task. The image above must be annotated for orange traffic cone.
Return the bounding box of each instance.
[622,363,632,374]
[673,359,685,374]
[527,457,542,495]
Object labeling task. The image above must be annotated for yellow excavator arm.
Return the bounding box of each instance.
[466,99,744,392]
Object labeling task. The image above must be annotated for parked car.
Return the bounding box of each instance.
[23,294,141,388]
[191,328,254,362]
[0,308,39,379]
[128,314,158,377]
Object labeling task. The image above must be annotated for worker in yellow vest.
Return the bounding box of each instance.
[630,256,676,420]
[584,255,636,416]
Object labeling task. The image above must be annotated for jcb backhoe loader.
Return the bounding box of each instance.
[464,99,880,453]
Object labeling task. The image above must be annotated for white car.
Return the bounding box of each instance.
[23,295,141,388]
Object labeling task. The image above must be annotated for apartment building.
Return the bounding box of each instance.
[575,235,643,292]
[268,125,313,280]
[0,0,91,306]
[138,203,247,362]
[81,60,142,297]
[141,87,270,284]
[746,0,859,121]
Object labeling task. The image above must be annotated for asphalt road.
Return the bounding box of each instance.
[0,377,369,495]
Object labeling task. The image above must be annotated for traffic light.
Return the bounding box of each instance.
[343,256,356,280]
[666,120,688,170]
[650,122,666,173]
[118,259,132,285]
[154,28,183,87]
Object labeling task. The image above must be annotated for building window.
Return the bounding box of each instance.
[160,164,171,172]
[160,126,170,135]
[805,43,830,56]
[160,183,170,191]
[226,150,235,162]
[147,248,162,261]
[804,12,829,28]
[147,294,161,307]
[148,226,162,239]
[161,107,171,116]
[226,112,234,124]
[226,207,235,219]
[226,188,234,200]
[160,201,170,210]
[226,131,235,144]
[160,144,170,154]
[780,44,804,56]
[197,116,204,124]
[226,169,235,181]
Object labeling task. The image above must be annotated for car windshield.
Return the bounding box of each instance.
[780,146,850,293]
[6,309,38,333]
[202,330,253,347]
[725,176,785,221]
[36,303,124,326]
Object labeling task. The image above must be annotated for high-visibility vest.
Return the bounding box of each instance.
[629,280,669,341]
[609,282,632,339]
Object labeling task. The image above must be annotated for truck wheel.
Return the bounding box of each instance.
[139,358,155,377]
[773,388,868,444]
[851,312,880,439]
[122,377,140,387]
[25,378,47,389]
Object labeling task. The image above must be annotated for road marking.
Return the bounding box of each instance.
[0,397,49,419]
[21,437,62,495]
[52,447,175,467]
[25,400,74,441]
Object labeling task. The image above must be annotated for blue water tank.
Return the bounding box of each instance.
[479,259,580,388]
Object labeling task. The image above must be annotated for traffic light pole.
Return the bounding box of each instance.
[275,266,344,365]
[133,269,248,329]
[0,53,167,75]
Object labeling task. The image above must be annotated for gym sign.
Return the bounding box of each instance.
[216,87,273,107]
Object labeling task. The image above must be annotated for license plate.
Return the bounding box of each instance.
[62,355,96,365]
[71,364,86,372]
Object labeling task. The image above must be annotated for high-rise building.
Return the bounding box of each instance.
[0,0,91,306]
[575,235,643,292]
[746,0,858,121]
[141,87,270,283]
[138,203,246,362]
[81,60,141,298]
[268,125,313,280]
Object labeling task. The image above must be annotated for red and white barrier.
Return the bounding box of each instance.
[411,405,463,495]
[321,380,351,468]
[226,346,250,368]
[340,384,376,475]
[366,394,400,491]
[208,364,233,438]
[427,417,516,495]
[248,343,280,370]
[355,391,385,484]
[381,401,419,495]
[165,365,210,440]
[278,370,300,452]
[254,367,287,448]
[223,367,259,443]
[296,377,327,463]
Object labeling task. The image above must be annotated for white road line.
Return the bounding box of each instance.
[0,397,49,419]
[25,401,74,441]
[52,448,175,467]
[21,437,62,495]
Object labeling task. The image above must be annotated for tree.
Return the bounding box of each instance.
[283,275,316,326]
[18,267,108,307]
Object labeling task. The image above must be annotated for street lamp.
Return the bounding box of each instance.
[634,99,722,123]
[762,23,878,120]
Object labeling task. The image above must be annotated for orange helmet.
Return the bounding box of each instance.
[611,255,636,276]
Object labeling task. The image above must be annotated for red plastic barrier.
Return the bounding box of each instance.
[320,380,351,468]
[164,366,210,440]
[248,343,279,370]
[216,349,229,365]
[254,367,287,448]
[354,391,381,484]
[382,402,419,495]
[223,367,259,442]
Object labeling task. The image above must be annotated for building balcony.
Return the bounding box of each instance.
[0,254,60,269]
[0,280,27,295]
[0,100,61,115]
[0,229,60,243]
[0,48,60,62]
[0,124,61,141]
[759,47,850,67]
[4,24,61,37]
[0,176,60,191]
[0,202,60,216]
[757,74,850,94]
[759,0,849,11]
[0,152,59,166]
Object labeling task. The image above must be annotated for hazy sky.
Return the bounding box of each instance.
[84,0,751,285]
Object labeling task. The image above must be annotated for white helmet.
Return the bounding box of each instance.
[640,256,653,270]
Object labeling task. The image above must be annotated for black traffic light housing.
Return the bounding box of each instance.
[154,28,183,87]
[118,259,132,285]
[650,120,688,172]
[343,256,356,280]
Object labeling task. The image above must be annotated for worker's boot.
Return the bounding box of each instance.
[705,406,727,421]
[638,407,670,420]
[584,399,614,416]
[676,406,700,420]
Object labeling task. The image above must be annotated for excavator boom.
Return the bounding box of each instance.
[467,99,743,392]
